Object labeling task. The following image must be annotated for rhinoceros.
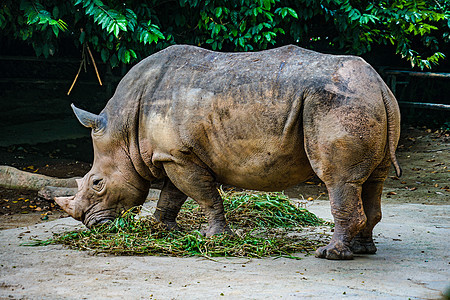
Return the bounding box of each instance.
[55,44,401,260]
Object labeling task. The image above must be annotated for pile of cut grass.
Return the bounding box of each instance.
[27,189,330,258]
[222,189,324,228]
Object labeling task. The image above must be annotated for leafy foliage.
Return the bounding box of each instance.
[0,0,448,69]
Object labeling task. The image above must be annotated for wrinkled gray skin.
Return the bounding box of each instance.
[55,45,401,260]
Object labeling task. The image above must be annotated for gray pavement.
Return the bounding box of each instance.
[0,199,448,299]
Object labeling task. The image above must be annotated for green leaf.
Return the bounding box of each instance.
[213,24,221,35]
[27,11,38,25]
[123,50,130,63]
[263,31,272,41]
[129,49,137,59]
[113,23,120,38]
[287,8,298,19]
[94,11,103,23]
[117,19,128,32]
[85,3,95,16]
[91,35,98,46]
[52,26,59,37]
[216,7,223,18]
[52,6,59,18]
[126,8,137,19]
[110,54,119,68]
[35,44,42,57]
[79,31,86,44]
[106,20,115,34]
[276,28,285,34]
[238,37,244,48]
[42,43,49,58]
[239,21,246,32]
[174,14,185,27]
[149,25,165,39]
[100,14,109,29]
[38,17,48,25]
[57,19,68,31]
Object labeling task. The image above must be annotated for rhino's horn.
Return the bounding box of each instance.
[71,104,106,131]
[54,195,80,220]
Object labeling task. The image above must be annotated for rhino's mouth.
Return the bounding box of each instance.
[83,205,117,229]
[85,216,115,228]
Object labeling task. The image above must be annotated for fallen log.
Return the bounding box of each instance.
[0,165,79,191]
[38,186,78,200]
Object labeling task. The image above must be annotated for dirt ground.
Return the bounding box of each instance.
[0,138,92,228]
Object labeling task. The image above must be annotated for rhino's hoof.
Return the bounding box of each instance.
[153,213,182,231]
[315,242,354,260]
[202,223,233,237]
[350,238,377,254]
[160,221,182,232]
[153,218,182,231]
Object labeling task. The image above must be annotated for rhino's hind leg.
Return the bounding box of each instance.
[303,97,388,259]
[350,234,377,254]
[315,182,366,260]
[153,178,188,231]
[162,160,231,237]
[304,136,373,259]
[349,183,381,254]
[351,155,390,254]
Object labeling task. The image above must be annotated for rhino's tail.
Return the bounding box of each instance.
[380,81,402,177]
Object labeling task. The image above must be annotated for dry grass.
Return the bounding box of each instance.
[25,189,331,259]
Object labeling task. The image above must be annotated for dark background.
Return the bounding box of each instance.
[0,40,449,156]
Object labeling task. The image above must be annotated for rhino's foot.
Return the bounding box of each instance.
[315,240,354,260]
[153,215,182,231]
[201,222,233,237]
[161,221,182,232]
[350,237,377,254]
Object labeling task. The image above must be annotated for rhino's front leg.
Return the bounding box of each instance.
[153,178,188,231]
[162,160,231,237]
[198,193,232,237]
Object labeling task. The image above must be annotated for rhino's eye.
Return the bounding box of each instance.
[92,178,105,192]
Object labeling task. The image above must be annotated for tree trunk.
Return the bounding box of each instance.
[0,165,79,191]
[38,186,78,200]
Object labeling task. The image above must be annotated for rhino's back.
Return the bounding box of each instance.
[131,45,383,190]
[137,44,338,101]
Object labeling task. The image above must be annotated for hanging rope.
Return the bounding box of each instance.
[67,28,103,95]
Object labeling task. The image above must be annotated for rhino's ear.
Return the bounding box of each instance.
[75,178,83,189]
[71,104,106,132]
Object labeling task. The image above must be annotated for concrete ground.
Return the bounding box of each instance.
[1,198,448,299]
